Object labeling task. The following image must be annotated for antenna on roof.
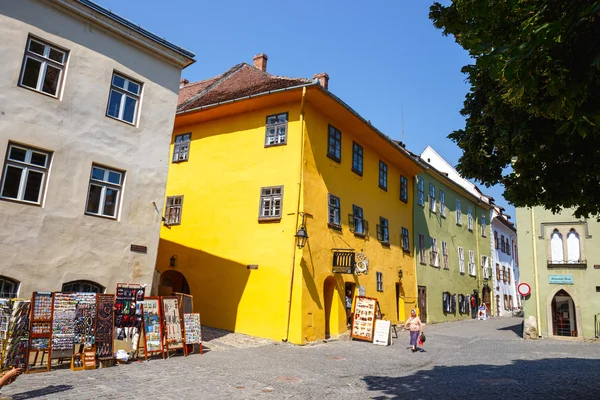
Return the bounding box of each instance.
[401,103,405,143]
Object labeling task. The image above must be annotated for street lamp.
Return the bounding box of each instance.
[295,225,309,249]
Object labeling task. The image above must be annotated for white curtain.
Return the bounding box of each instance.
[567,230,580,263]
[551,231,564,263]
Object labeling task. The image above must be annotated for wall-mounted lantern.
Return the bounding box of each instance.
[169,255,177,268]
[398,269,404,279]
[295,226,309,249]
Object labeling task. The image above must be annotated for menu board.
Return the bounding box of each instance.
[95,294,115,358]
[74,293,96,347]
[115,284,144,329]
[141,297,163,354]
[52,293,77,355]
[351,296,377,342]
[183,313,201,345]
[1,299,30,369]
[162,297,183,350]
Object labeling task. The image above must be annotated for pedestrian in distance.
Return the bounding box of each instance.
[404,309,423,352]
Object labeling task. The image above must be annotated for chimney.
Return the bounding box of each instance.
[179,78,189,89]
[313,72,329,90]
[253,53,268,72]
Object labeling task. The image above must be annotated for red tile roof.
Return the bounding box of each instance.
[178,63,313,112]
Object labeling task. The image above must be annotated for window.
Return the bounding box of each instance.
[567,229,581,263]
[418,234,426,264]
[512,240,515,261]
[172,133,191,163]
[481,256,490,279]
[417,177,425,206]
[86,165,123,218]
[502,266,507,282]
[509,295,513,310]
[377,217,389,244]
[62,280,104,293]
[106,73,142,124]
[352,142,363,175]
[265,113,288,146]
[1,143,51,205]
[19,37,68,97]
[467,206,473,231]
[327,125,342,162]
[507,267,511,283]
[442,241,449,269]
[164,196,183,225]
[440,190,446,217]
[504,295,509,310]
[494,231,499,249]
[401,227,410,252]
[506,238,511,255]
[379,161,388,191]
[456,199,462,225]
[429,183,436,212]
[328,194,341,228]
[0,276,19,298]
[550,229,564,263]
[376,272,383,292]
[430,237,439,267]
[259,186,283,220]
[458,247,465,273]
[468,250,476,276]
[496,263,500,281]
[400,176,408,203]
[349,205,368,235]
[501,235,506,252]
[481,215,487,237]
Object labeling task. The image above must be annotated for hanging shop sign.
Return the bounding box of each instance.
[183,313,202,345]
[141,297,164,358]
[1,299,30,370]
[355,252,369,275]
[517,283,531,296]
[95,294,115,359]
[332,251,355,274]
[27,292,54,373]
[74,293,96,348]
[373,319,392,346]
[549,275,574,285]
[351,296,377,342]
[162,297,184,351]
[51,293,77,359]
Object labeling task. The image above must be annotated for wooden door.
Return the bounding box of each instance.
[418,286,427,323]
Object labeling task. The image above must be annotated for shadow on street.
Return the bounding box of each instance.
[497,322,523,337]
[10,384,73,400]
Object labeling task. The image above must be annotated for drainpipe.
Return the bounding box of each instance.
[283,87,307,342]
[530,207,542,337]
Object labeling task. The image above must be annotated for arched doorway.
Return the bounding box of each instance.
[552,289,577,337]
[160,270,190,295]
[323,277,340,339]
[482,285,491,314]
[396,283,406,322]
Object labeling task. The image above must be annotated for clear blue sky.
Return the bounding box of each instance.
[99,0,514,218]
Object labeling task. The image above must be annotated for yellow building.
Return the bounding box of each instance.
[156,54,425,344]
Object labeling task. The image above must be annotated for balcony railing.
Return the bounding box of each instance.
[547,259,587,268]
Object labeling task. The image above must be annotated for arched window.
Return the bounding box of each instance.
[0,276,19,298]
[551,230,564,263]
[62,280,104,293]
[567,229,581,263]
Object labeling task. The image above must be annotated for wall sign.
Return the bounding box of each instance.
[549,275,574,285]
[332,251,355,274]
[130,244,148,254]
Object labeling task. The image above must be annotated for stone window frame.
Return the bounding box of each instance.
[541,223,588,268]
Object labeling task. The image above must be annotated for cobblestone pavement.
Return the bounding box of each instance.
[3,318,600,399]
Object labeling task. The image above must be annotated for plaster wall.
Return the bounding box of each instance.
[491,215,519,316]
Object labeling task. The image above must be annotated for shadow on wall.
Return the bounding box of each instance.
[156,239,250,334]
[363,358,600,399]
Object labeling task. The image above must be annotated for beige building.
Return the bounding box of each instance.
[0,0,194,297]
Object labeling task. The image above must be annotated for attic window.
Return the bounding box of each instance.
[265,112,288,147]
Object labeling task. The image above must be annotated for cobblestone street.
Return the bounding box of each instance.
[3,317,600,399]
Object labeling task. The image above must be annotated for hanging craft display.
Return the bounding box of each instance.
[51,293,77,356]
[74,293,96,347]
[95,294,115,358]
[183,313,201,345]
[114,284,144,347]
[141,297,164,357]
[161,297,184,350]
[351,296,378,342]
[1,299,30,370]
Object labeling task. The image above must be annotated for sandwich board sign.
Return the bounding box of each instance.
[373,319,392,346]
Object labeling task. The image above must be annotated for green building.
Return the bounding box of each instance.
[413,147,494,323]
[517,206,599,339]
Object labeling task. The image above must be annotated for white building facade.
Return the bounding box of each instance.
[490,206,520,316]
[0,0,194,297]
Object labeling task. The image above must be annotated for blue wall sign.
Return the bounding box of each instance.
[549,275,574,285]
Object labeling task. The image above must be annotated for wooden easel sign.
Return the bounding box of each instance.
[161,297,185,356]
[351,296,378,342]
[141,297,165,359]
[373,320,392,346]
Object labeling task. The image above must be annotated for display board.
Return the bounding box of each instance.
[183,313,201,345]
[95,294,115,358]
[174,293,193,314]
[51,293,77,358]
[27,292,54,373]
[373,319,392,346]
[115,284,144,329]
[74,293,96,348]
[1,299,30,370]
[161,297,184,351]
[351,296,378,342]
[141,297,164,358]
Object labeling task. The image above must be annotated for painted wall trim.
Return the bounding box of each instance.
[537,221,592,239]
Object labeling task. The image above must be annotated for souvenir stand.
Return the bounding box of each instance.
[351,296,378,342]
[70,293,97,371]
[173,293,195,355]
[114,284,145,359]
[0,299,30,370]
[161,296,186,357]
[51,293,77,362]
[95,294,115,367]
[183,313,202,354]
[26,292,54,373]
[140,297,164,360]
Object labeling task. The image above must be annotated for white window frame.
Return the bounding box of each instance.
[1,143,51,205]
[164,195,183,225]
[265,112,288,146]
[173,133,191,163]
[417,177,425,206]
[467,206,473,231]
[430,237,439,267]
[442,241,449,269]
[458,246,465,273]
[19,37,68,98]
[481,255,490,279]
[106,72,142,125]
[468,250,476,276]
[328,193,341,227]
[481,214,487,237]
[376,271,383,292]
[429,183,436,213]
[85,165,124,219]
[456,199,462,225]
[440,190,446,217]
[259,186,283,219]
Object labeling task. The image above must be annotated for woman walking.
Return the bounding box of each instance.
[404,309,423,352]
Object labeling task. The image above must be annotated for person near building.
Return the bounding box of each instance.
[345,290,353,327]
[404,309,424,352]
[478,301,488,320]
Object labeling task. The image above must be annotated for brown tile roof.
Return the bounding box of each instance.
[178,63,313,112]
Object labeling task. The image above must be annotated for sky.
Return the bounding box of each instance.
[97,0,514,218]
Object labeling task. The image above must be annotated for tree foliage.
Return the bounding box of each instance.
[430,0,600,218]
